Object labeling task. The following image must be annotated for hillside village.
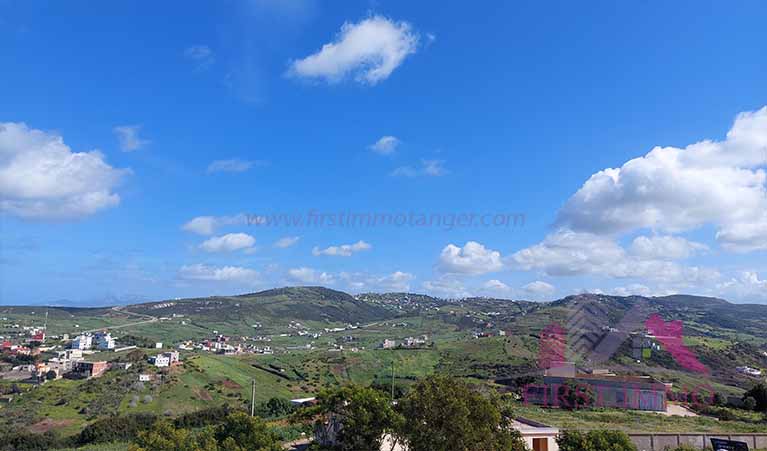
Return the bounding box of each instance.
[2,290,767,450]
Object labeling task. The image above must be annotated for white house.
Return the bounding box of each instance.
[138,374,152,382]
[150,354,170,367]
[96,333,115,350]
[150,351,180,368]
[71,335,92,350]
[512,418,560,451]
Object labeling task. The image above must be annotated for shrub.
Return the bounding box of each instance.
[557,430,637,451]
[77,413,158,445]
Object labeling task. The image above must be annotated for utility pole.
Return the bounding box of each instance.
[250,379,256,417]
[391,361,395,401]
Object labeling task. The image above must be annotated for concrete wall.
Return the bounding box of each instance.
[629,433,767,450]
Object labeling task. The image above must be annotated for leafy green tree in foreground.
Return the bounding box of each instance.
[556,430,637,451]
[307,384,403,451]
[129,421,218,451]
[744,382,767,412]
[396,375,526,451]
[215,412,282,451]
[129,412,281,451]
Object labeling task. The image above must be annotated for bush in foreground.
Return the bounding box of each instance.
[556,430,637,451]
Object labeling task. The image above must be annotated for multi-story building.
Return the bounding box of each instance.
[71,334,93,350]
[95,332,115,350]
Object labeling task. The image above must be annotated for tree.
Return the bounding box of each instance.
[264,397,293,418]
[557,380,595,410]
[743,383,767,412]
[744,396,757,411]
[557,430,637,451]
[214,412,281,451]
[396,375,526,451]
[308,384,403,451]
[129,421,219,451]
[713,392,728,407]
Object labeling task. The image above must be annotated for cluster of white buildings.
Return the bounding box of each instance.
[381,335,430,350]
[149,351,180,367]
[175,335,274,356]
[70,331,116,351]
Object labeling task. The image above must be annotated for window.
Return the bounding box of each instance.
[533,437,549,451]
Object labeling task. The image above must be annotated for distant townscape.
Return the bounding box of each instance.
[1,287,766,450]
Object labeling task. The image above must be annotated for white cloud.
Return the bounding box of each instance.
[391,159,448,177]
[716,271,767,303]
[288,16,420,85]
[422,277,470,298]
[312,240,372,257]
[611,284,656,297]
[274,236,301,248]
[523,280,556,296]
[341,270,415,292]
[510,229,719,285]
[437,241,503,275]
[178,263,259,284]
[113,125,149,152]
[199,233,255,253]
[0,122,129,220]
[556,106,767,252]
[369,136,400,155]
[629,235,708,260]
[422,159,448,176]
[207,159,259,173]
[181,214,249,235]
[184,45,215,69]
[480,279,513,297]
[287,267,335,284]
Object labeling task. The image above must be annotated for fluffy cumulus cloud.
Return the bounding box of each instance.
[273,236,301,248]
[312,240,371,257]
[510,229,718,285]
[629,235,708,260]
[181,214,249,235]
[556,106,767,252]
[717,271,767,303]
[341,270,415,292]
[178,263,259,284]
[480,279,513,297]
[506,106,767,299]
[0,122,129,220]
[199,233,255,253]
[288,16,420,85]
[422,277,470,299]
[287,267,335,284]
[369,136,400,155]
[113,125,149,151]
[523,280,556,296]
[437,241,503,275]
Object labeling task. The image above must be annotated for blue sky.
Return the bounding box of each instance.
[1,0,767,305]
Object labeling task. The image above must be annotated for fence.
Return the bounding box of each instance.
[629,433,767,450]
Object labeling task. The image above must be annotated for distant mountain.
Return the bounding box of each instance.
[123,286,395,327]
[5,288,767,339]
